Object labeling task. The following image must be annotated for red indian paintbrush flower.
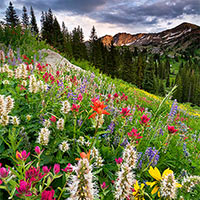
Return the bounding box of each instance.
[88,99,110,119]
[16,150,30,161]
[120,107,131,117]
[16,180,32,197]
[41,189,55,200]
[168,125,178,134]
[139,114,150,125]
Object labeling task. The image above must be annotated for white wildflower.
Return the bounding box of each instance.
[59,141,70,152]
[115,163,135,200]
[0,50,5,62]
[4,96,14,114]
[2,80,9,85]
[122,142,137,169]
[7,69,14,78]
[37,80,44,92]
[37,128,50,146]
[57,118,64,130]
[91,147,104,167]
[77,136,85,145]
[43,119,51,128]
[181,175,200,192]
[11,116,20,126]
[29,75,38,93]
[68,158,98,200]
[61,100,71,114]
[0,95,5,116]
[160,172,181,199]
[22,80,27,87]
[0,114,9,126]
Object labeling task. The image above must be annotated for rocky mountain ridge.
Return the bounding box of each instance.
[101,22,200,53]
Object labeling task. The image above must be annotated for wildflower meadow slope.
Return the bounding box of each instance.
[0,47,199,200]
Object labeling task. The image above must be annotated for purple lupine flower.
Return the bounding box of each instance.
[106,121,115,135]
[77,119,83,127]
[183,142,190,157]
[159,128,163,135]
[167,99,178,123]
[144,147,159,167]
[120,138,129,147]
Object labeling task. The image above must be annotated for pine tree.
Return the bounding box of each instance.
[158,80,165,96]
[30,6,39,35]
[52,17,64,50]
[5,2,19,27]
[22,6,29,28]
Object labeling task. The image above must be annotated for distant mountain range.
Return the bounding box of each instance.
[101,22,200,54]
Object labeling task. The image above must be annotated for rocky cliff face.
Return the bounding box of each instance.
[101,22,200,53]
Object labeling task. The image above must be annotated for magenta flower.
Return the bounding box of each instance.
[42,166,51,174]
[71,104,80,112]
[77,93,83,102]
[62,163,73,173]
[16,180,32,197]
[139,114,150,125]
[120,107,131,117]
[53,164,60,174]
[41,189,55,200]
[0,180,2,185]
[115,157,123,164]
[168,125,178,134]
[50,116,56,122]
[16,150,30,161]
[127,128,143,143]
[35,146,41,155]
[0,167,9,178]
[25,167,44,183]
[101,182,109,189]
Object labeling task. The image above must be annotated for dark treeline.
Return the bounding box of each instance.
[2,2,200,106]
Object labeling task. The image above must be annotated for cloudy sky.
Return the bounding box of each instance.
[0,0,200,40]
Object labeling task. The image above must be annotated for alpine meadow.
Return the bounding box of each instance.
[0,1,200,200]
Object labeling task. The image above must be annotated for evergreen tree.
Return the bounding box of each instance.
[52,17,64,50]
[5,2,19,27]
[22,6,29,28]
[142,59,156,93]
[158,80,165,96]
[30,6,39,35]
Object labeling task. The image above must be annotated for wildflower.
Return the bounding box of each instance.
[43,119,51,128]
[168,125,178,134]
[50,115,56,122]
[4,95,14,114]
[37,128,50,146]
[2,80,9,85]
[71,104,80,112]
[16,150,30,161]
[115,157,123,165]
[77,93,83,101]
[35,146,41,155]
[101,182,108,189]
[61,100,71,114]
[68,155,98,199]
[41,189,55,200]
[53,164,60,174]
[16,180,32,197]
[88,100,110,119]
[91,147,104,167]
[22,80,27,87]
[26,115,31,121]
[11,116,20,126]
[59,141,70,152]
[167,99,178,123]
[115,163,135,199]
[139,115,150,125]
[181,175,200,192]
[42,166,51,174]
[160,172,182,199]
[144,147,159,167]
[122,142,137,168]
[127,128,143,143]
[132,181,145,200]
[29,75,38,93]
[57,118,64,130]
[62,163,73,173]
[0,114,9,126]
[146,166,181,197]
[75,150,91,161]
[0,167,9,178]
[0,95,5,116]
[114,93,118,98]
[25,166,44,183]
[120,107,131,117]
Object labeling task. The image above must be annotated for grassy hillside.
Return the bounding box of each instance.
[0,31,199,199]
